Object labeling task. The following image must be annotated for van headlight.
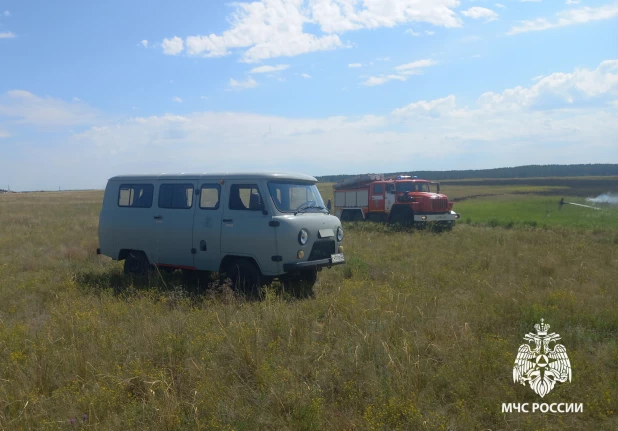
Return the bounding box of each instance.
[298,229,309,245]
[337,226,344,241]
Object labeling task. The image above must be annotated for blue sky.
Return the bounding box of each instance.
[0,0,617,190]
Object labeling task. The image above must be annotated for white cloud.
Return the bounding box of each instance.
[162,36,184,55]
[0,90,100,127]
[140,40,149,48]
[392,59,618,119]
[508,3,618,35]
[348,63,362,68]
[393,95,457,117]
[566,0,581,4]
[3,10,10,17]
[477,60,618,110]
[0,127,11,138]
[161,0,462,62]
[495,3,506,8]
[228,77,259,90]
[300,73,312,78]
[520,0,542,2]
[311,0,462,32]
[172,97,183,103]
[405,29,421,36]
[0,31,15,39]
[394,59,439,74]
[461,7,499,22]
[249,64,289,74]
[362,75,407,86]
[426,30,435,35]
[363,59,439,86]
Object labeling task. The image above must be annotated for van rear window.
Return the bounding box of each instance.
[158,184,194,209]
[118,184,154,208]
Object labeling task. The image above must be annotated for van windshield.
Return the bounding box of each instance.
[268,182,326,213]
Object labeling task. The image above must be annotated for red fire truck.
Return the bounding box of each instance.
[332,174,460,229]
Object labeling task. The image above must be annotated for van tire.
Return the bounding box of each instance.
[226,259,263,298]
[124,251,150,276]
[281,270,317,299]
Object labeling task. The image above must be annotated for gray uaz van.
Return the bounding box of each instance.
[97,172,345,295]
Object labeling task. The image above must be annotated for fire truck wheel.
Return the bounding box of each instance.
[390,206,413,227]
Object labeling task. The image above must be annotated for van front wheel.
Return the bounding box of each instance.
[226,259,263,298]
[281,270,317,299]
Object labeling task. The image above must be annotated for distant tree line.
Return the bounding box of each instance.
[316,164,618,183]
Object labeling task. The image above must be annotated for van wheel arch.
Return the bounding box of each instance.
[219,255,263,276]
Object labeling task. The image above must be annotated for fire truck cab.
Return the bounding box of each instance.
[333,174,460,229]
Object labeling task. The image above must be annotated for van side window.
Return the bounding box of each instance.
[158,184,194,209]
[229,184,263,211]
[373,184,384,194]
[200,184,221,210]
[118,184,154,208]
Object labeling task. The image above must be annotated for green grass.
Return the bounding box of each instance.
[454,194,618,233]
[1,188,617,430]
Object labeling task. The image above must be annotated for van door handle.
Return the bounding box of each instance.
[154,215,163,220]
[222,219,233,222]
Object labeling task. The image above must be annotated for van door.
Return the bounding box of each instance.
[220,181,278,276]
[192,183,223,271]
[152,181,197,269]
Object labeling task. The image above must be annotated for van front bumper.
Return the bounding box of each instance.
[283,256,345,272]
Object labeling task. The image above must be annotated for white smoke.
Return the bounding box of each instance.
[586,193,618,205]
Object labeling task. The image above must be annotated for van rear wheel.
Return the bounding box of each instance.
[124,251,150,277]
[226,259,264,298]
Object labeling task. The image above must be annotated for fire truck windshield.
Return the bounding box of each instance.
[396,182,430,193]
[267,181,326,213]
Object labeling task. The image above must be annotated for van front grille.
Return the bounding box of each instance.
[308,240,336,261]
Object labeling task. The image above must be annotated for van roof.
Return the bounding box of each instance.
[109,172,318,182]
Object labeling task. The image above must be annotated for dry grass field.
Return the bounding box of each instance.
[1,181,617,430]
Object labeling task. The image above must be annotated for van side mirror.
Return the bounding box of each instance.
[327,199,332,212]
